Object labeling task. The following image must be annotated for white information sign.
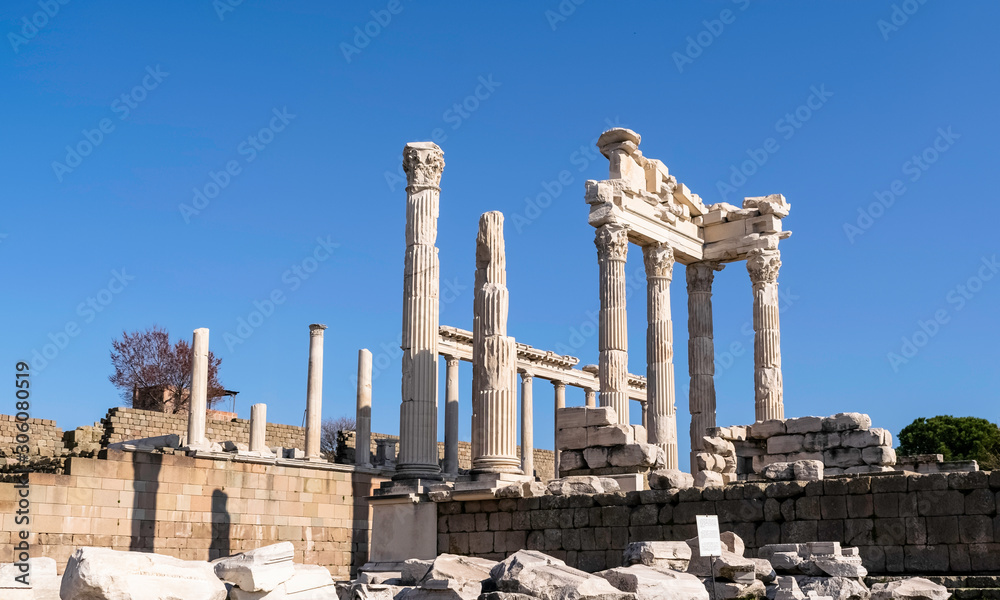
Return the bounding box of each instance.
[696,515,722,557]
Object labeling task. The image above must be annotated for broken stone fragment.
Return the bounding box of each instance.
[693,470,724,488]
[547,476,620,496]
[623,541,693,571]
[869,578,949,600]
[213,542,295,592]
[491,550,633,600]
[597,564,709,600]
[609,443,659,468]
[821,413,871,433]
[584,446,610,469]
[648,469,694,490]
[401,559,433,585]
[703,436,736,457]
[231,564,336,599]
[703,579,767,600]
[793,576,869,600]
[762,462,795,481]
[60,547,227,600]
[423,554,496,585]
[792,460,824,482]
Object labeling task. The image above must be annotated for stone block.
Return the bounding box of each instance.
[820,496,847,520]
[762,462,794,481]
[821,413,871,432]
[558,408,592,430]
[969,543,1000,571]
[966,488,995,514]
[213,542,295,592]
[862,446,896,466]
[840,429,884,449]
[749,420,786,439]
[558,429,589,451]
[904,545,950,572]
[768,435,805,455]
[802,432,841,453]
[648,470,694,491]
[694,471,724,488]
[632,425,648,445]
[949,470,990,490]
[870,577,950,600]
[703,436,736,457]
[609,444,658,468]
[823,448,862,469]
[873,493,900,518]
[597,564,709,600]
[917,489,964,516]
[560,450,587,472]
[959,515,994,543]
[490,550,633,600]
[873,518,906,546]
[61,547,227,600]
[584,447,610,470]
[753,454,788,473]
[695,453,718,472]
[784,417,823,435]
[792,460,824,482]
[846,495,873,519]
[622,541,692,571]
[548,476,620,496]
[589,425,634,448]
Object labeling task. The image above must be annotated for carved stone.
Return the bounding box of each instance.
[305,323,326,459]
[747,247,784,422]
[595,223,629,424]
[686,262,722,472]
[643,242,678,469]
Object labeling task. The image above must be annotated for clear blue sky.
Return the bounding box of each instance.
[3,1,998,467]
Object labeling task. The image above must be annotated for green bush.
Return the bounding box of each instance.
[897,415,1000,470]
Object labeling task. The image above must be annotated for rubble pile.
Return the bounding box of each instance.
[692,435,739,487]
[556,407,666,477]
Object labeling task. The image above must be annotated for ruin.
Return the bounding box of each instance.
[1,127,995,599]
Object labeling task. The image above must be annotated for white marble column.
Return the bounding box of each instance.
[471,212,521,475]
[520,370,534,479]
[553,380,566,477]
[747,247,784,422]
[356,348,373,468]
[643,242,678,469]
[396,142,444,481]
[443,355,460,476]
[585,388,596,408]
[687,262,722,472]
[595,223,630,424]
[305,324,326,459]
[187,327,209,447]
[249,403,266,452]
[640,400,648,432]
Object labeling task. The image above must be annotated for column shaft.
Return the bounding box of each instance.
[187,328,209,447]
[553,381,566,477]
[595,224,629,424]
[356,348,373,467]
[748,248,784,422]
[444,356,460,476]
[305,324,327,459]
[643,242,678,469]
[520,372,534,478]
[585,389,596,408]
[687,262,721,472]
[249,403,266,452]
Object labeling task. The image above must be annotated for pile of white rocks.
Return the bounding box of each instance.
[711,413,896,478]
[693,435,738,487]
[556,407,665,476]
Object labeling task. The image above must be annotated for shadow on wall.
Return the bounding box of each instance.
[350,472,371,577]
[130,452,161,552]
[211,489,231,560]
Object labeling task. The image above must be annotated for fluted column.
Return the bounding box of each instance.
[356,349,373,468]
[249,403,266,452]
[471,212,521,474]
[640,400,648,432]
[747,247,784,422]
[585,388,596,408]
[443,355,460,476]
[305,324,327,459]
[553,380,566,477]
[187,327,209,447]
[396,142,444,481]
[687,262,723,472]
[595,224,629,424]
[643,242,678,469]
[520,370,534,479]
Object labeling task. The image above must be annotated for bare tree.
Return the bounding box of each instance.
[321,416,356,459]
[109,326,226,412]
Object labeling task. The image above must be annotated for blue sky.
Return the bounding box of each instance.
[2,1,998,467]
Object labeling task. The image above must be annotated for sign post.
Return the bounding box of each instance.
[696,515,722,600]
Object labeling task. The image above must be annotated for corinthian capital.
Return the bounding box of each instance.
[595,224,628,262]
[686,261,723,292]
[747,248,782,285]
[402,142,445,191]
[642,242,674,279]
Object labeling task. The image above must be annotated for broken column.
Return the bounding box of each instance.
[643,241,678,469]
[747,246,784,422]
[356,348,372,468]
[687,262,722,472]
[187,327,209,448]
[471,211,521,475]
[305,324,327,460]
[553,380,566,475]
[585,388,596,408]
[595,223,630,425]
[249,403,266,452]
[443,355,460,476]
[396,142,444,481]
[520,369,534,478]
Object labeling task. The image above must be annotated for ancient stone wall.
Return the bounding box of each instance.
[100,407,306,449]
[435,471,1000,576]
[0,449,386,578]
[0,414,64,458]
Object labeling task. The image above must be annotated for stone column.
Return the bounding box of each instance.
[640,400,648,432]
[396,142,444,481]
[249,403,266,452]
[643,242,679,469]
[585,388,596,408]
[443,355,460,476]
[356,348,373,468]
[305,324,327,459]
[520,370,534,479]
[687,262,722,472]
[553,380,566,476]
[747,248,784,422]
[595,223,629,424]
[187,327,209,447]
[471,212,521,475]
